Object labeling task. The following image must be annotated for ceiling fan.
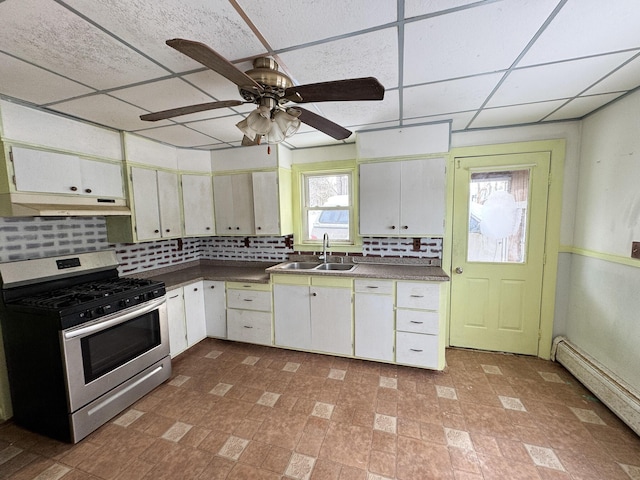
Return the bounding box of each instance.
[140,39,385,145]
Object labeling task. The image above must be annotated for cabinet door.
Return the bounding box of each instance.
[359,161,400,235]
[12,146,82,194]
[79,159,123,198]
[252,171,280,235]
[156,170,181,237]
[400,158,445,235]
[204,280,226,338]
[183,281,206,347]
[355,293,395,362]
[310,286,352,356]
[213,173,254,234]
[182,174,215,236]
[130,167,161,241]
[273,284,311,350]
[166,288,187,357]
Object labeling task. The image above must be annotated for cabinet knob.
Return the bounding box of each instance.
[236,227,240,230]
[228,227,232,230]
[85,188,92,194]
[193,288,198,291]
[210,285,215,289]
[206,227,211,230]
[154,229,160,233]
[402,225,409,230]
[311,292,317,297]
[257,226,262,230]
[70,186,78,192]
[390,225,396,230]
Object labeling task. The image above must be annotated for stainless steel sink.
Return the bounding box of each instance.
[313,263,356,271]
[281,262,321,270]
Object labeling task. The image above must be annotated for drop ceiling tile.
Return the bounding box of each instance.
[545,93,624,121]
[281,131,346,148]
[310,90,399,129]
[404,112,474,131]
[182,70,255,115]
[0,0,168,90]
[109,78,216,113]
[519,0,640,67]
[0,52,94,105]
[403,72,503,119]
[470,100,566,129]
[64,0,266,71]
[404,0,484,18]
[186,116,248,143]
[487,51,636,107]
[49,94,170,131]
[585,54,640,95]
[236,0,396,50]
[403,0,559,84]
[278,28,398,89]
[135,124,219,147]
[354,121,402,132]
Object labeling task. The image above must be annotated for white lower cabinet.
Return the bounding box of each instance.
[166,288,187,358]
[226,282,272,346]
[354,279,395,362]
[166,282,207,357]
[204,280,226,338]
[273,275,352,356]
[395,281,443,369]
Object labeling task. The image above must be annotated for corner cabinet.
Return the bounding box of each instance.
[359,157,445,236]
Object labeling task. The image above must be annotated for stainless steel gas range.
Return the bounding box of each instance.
[0,250,171,443]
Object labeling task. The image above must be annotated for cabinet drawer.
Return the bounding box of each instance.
[396,282,439,310]
[396,309,439,335]
[395,331,439,369]
[226,282,271,291]
[354,279,393,295]
[227,309,272,345]
[227,289,272,311]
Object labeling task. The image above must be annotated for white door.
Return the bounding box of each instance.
[130,167,161,241]
[166,288,187,357]
[359,161,400,235]
[230,173,254,234]
[156,170,181,237]
[450,152,551,355]
[273,284,311,349]
[252,171,280,234]
[204,281,226,338]
[12,147,81,194]
[354,293,395,361]
[184,281,206,347]
[79,159,124,198]
[182,174,215,236]
[212,175,234,233]
[400,158,445,235]
[310,286,352,356]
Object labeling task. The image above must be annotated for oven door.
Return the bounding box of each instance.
[61,297,169,413]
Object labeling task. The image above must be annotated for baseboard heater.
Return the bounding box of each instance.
[552,336,640,436]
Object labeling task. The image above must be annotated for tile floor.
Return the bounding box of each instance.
[1,338,639,479]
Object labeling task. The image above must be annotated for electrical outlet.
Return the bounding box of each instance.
[632,242,640,259]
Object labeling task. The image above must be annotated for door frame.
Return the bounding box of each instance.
[443,139,565,359]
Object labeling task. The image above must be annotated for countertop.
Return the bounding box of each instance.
[136,258,449,290]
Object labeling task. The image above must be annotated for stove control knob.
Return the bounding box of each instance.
[120,298,131,307]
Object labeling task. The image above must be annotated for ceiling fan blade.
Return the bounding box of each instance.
[140,100,244,122]
[166,38,263,92]
[241,135,261,146]
[295,107,352,140]
[283,77,384,103]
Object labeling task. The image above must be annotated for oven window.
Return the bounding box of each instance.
[81,310,161,383]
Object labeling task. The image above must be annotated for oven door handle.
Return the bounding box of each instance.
[63,297,166,340]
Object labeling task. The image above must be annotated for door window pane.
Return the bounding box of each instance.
[467,169,530,263]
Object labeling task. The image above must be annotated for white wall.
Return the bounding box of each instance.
[564,90,640,391]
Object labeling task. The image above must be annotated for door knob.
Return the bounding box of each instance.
[455,267,463,274]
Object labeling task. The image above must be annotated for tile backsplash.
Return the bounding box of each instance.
[0,217,443,274]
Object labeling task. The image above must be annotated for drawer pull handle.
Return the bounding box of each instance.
[243,285,252,288]
[410,321,424,324]
[366,286,379,289]
[169,294,179,299]
[410,295,424,298]
[243,299,253,302]
[410,348,423,352]
[243,325,253,329]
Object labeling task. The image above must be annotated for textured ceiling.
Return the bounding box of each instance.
[0,0,639,150]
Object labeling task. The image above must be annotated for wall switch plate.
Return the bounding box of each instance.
[632,242,640,259]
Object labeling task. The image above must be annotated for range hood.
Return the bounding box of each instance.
[0,192,131,217]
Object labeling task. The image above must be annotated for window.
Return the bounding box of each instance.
[302,172,353,243]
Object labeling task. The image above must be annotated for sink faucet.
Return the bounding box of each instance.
[320,233,330,262]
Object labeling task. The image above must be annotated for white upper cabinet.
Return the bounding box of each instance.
[359,157,445,236]
[11,146,123,198]
[213,173,254,235]
[156,170,182,238]
[182,174,215,236]
[130,167,161,241]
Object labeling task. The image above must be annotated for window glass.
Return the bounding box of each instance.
[303,173,352,243]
